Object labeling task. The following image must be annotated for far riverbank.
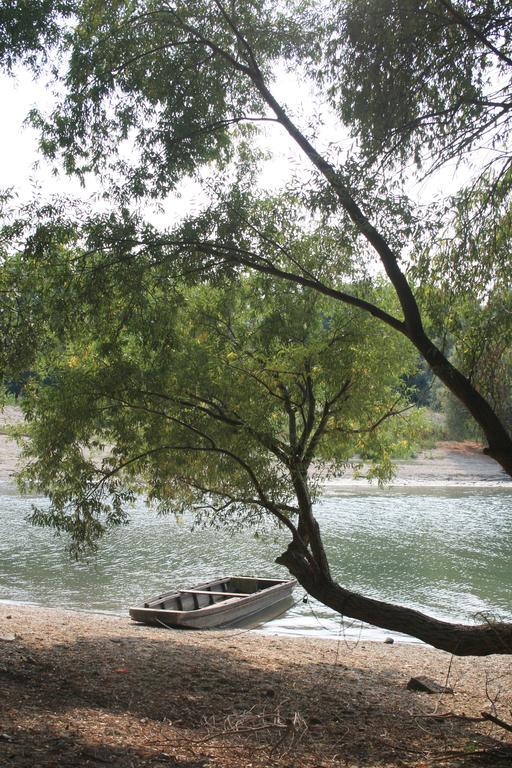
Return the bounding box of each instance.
[1,405,510,488]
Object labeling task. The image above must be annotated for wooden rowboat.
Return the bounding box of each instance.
[129,575,296,629]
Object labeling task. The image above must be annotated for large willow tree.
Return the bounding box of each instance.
[17,253,506,655]
[3,0,509,474]
[1,1,512,652]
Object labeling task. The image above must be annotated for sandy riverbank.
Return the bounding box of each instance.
[1,405,511,489]
[1,603,511,767]
[324,441,511,491]
[0,406,23,483]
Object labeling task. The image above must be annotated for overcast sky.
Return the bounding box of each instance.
[1,66,94,203]
[1,70,52,193]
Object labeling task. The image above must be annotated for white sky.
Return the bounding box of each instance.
[1,70,51,191]
[0,61,467,230]
[1,67,94,202]
[0,64,313,219]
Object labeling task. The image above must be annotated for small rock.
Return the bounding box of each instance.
[384,637,394,644]
[0,634,16,642]
[407,675,454,694]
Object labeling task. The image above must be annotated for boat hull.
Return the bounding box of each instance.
[129,576,296,629]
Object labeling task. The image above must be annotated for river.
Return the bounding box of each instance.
[1,484,511,642]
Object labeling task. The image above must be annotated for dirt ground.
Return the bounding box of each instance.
[1,604,511,768]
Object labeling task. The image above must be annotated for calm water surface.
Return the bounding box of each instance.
[1,484,511,642]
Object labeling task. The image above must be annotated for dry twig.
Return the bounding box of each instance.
[183,704,309,757]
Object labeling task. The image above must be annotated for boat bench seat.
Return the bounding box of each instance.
[182,590,251,597]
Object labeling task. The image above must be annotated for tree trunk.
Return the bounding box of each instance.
[277,541,512,656]
[409,331,512,477]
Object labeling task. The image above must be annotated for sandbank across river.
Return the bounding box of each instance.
[1,405,510,488]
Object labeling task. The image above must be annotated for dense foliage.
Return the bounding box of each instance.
[328,0,512,171]
[6,207,419,552]
[0,0,73,70]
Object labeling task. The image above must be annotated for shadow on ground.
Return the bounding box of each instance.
[1,629,511,767]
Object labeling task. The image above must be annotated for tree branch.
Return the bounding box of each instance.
[437,0,512,68]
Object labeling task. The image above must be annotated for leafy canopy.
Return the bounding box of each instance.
[32,0,316,197]
[0,1,74,71]
[17,259,420,553]
[326,0,512,172]
[3,0,512,465]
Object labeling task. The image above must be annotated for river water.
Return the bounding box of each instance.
[1,484,511,642]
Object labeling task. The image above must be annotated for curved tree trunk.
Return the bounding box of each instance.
[277,541,512,656]
[412,334,512,476]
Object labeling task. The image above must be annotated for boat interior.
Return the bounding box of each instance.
[144,577,286,612]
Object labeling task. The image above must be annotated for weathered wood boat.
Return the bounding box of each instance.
[129,576,296,629]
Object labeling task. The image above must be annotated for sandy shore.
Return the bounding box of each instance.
[324,441,511,491]
[0,406,23,483]
[1,603,511,767]
[2,405,511,489]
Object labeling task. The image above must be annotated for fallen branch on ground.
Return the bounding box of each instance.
[481,711,512,734]
[179,705,309,757]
